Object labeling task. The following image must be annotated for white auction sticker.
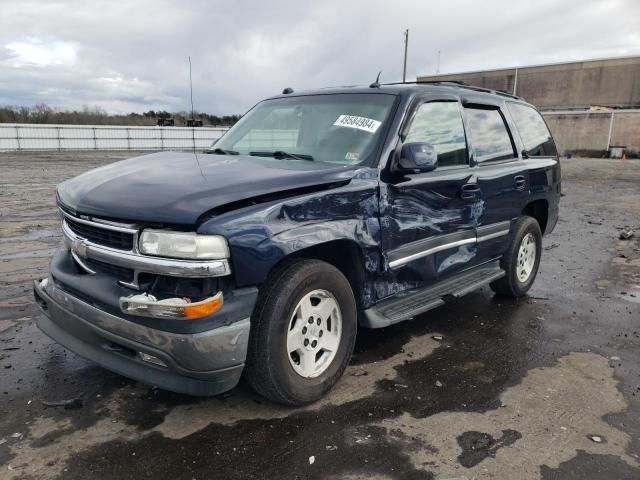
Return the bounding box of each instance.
[333,115,381,133]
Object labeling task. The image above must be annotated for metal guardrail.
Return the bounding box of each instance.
[0,123,230,151]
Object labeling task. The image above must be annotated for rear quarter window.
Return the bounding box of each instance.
[507,103,557,157]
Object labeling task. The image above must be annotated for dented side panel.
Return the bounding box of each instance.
[198,169,385,307]
[378,167,484,292]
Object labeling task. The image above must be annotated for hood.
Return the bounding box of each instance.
[57,151,356,225]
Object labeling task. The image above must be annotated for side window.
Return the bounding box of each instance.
[464,107,516,163]
[405,101,468,167]
[507,103,557,157]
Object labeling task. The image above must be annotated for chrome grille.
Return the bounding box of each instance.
[64,215,135,251]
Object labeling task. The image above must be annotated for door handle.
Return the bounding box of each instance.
[460,183,480,200]
[514,175,526,190]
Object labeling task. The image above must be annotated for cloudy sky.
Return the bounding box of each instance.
[1,0,639,115]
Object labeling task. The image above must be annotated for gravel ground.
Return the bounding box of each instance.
[1,151,639,480]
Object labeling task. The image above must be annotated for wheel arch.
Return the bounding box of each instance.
[522,198,549,234]
[266,239,370,310]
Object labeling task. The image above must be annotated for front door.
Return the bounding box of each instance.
[380,98,484,296]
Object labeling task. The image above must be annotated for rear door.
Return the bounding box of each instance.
[505,101,561,233]
[381,96,483,290]
[461,100,529,262]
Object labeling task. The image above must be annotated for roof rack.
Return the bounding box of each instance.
[381,80,464,86]
[383,80,521,100]
[444,83,521,100]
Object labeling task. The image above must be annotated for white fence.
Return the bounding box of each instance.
[0,123,230,151]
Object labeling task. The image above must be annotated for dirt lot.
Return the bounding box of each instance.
[1,152,639,480]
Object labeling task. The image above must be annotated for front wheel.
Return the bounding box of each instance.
[490,216,542,297]
[244,259,357,406]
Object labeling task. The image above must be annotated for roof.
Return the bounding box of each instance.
[267,82,523,103]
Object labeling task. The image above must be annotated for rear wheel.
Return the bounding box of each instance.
[244,259,357,406]
[490,216,542,297]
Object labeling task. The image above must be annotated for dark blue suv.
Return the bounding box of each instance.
[34,83,560,405]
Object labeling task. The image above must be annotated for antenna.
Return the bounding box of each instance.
[369,71,382,88]
[402,29,409,82]
[186,56,204,179]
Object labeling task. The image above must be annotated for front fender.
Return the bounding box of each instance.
[198,178,381,287]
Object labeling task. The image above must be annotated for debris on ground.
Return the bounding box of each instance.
[41,397,83,410]
[432,335,444,341]
[589,435,606,443]
[619,229,634,240]
[0,432,23,446]
[436,380,443,387]
[308,455,315,465]
[544,243,560,251]
[325,445,338,451]
[350,369,368,377]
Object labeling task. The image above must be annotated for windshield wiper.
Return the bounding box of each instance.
[207,148,239,155]
[250,150,314,161]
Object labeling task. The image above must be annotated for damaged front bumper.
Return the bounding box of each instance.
[33,276,255,396]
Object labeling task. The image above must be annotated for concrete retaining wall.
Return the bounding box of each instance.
[543,110,640,156]
[610,111,640,151]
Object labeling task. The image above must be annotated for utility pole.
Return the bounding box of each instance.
[188,56,196,154]
[188,56,195,121]
[436,50,441,74]
[402,29,409,82]
[513,66,518,95]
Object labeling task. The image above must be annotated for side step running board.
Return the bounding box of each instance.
[361,262,505,329]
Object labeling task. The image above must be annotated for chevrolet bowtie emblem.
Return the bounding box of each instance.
[71,238,88,258]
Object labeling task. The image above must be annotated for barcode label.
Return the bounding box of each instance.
[333,115,381,133]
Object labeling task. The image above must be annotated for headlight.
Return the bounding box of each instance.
[139,230,229,260]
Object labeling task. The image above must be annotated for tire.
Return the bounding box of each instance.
[490,216,542,298]
[244,259,357,406]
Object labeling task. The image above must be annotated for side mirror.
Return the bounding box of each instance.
[397,142,438,172]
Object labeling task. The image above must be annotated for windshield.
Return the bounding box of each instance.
[210,93,396,166]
